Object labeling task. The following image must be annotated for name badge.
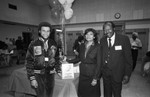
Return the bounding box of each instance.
[115,45,122,50]
[45,57,49,61]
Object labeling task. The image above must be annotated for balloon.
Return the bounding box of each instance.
[58,0,66,5]
[49,0,60,8]
[66,0,74,4]
[51,8,61,20]
[63,3,72,10]
[64,8,73,19]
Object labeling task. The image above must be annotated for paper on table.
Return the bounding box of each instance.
[61,63,74,79]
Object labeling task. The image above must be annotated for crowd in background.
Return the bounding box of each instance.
[0,36,26,66]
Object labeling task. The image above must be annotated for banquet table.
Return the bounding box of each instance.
[8,67,79,97]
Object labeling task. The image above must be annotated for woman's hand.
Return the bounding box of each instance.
[91,79,97,86]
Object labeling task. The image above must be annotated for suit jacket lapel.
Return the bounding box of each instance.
[85,44,95,58]
[80,44,86,59]
[104,37,109,49]
[113,33,119,47]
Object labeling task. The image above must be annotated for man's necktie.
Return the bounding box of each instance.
[108,38,111,49]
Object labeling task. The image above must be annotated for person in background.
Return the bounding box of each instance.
[15,36,23,64]
[100,21,132,97]
[67,28,101,97]
[72,35,84,57]
[56,32,64,58]
[141,51,150,77]
[25,22,59,97]
[10,38,16,45]
[0,40,8,50]
[0,40,10,66]
[130,32,142,71]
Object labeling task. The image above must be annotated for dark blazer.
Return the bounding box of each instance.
[100,33,132,82]
[68,42,101,80]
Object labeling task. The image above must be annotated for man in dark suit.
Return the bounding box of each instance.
[100,21,132,97]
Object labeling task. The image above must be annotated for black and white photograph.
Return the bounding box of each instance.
[0,0,150,97]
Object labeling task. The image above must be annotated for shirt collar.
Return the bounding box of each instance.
[39,37,48,43]
[107,32,115,41]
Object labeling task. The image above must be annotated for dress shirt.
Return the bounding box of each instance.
[107,33,115,47]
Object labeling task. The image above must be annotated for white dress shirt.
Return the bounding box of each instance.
[107,33,115,47]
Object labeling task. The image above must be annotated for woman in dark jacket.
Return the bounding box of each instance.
[67,28,101,97]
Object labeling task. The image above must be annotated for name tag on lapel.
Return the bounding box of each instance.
[115,45,122,50]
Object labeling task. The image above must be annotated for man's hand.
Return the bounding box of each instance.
[91,79,97,86]
[31,80,38,88]
[60,56,69,64]
[74,50,79,56]
[122,76,129,84]
[57,72,62,77]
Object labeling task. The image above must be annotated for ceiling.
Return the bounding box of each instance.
[0,0,51,25]
[25,0,49,6]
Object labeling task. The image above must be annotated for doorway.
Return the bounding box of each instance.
[22,32,33,51]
